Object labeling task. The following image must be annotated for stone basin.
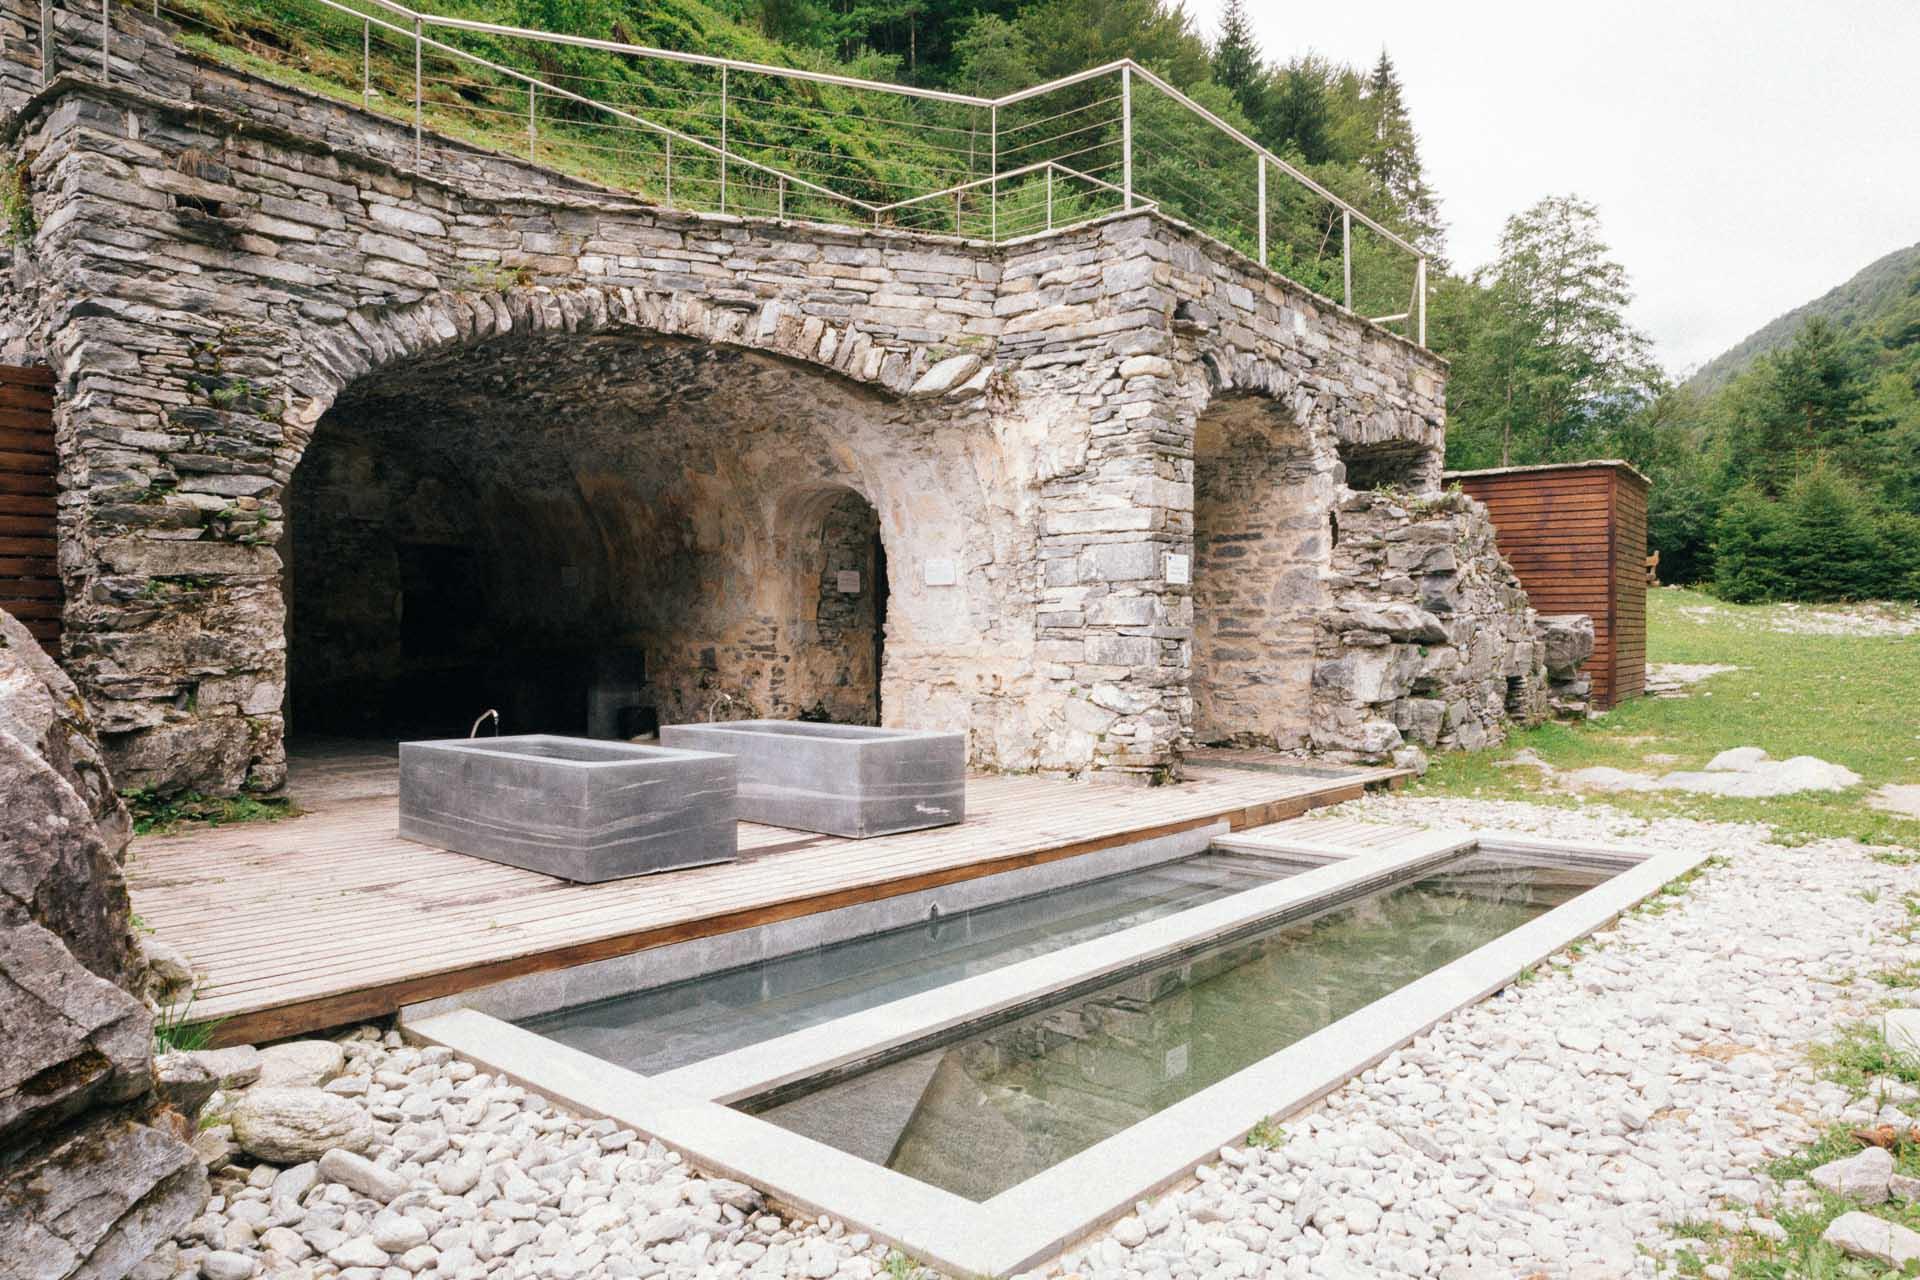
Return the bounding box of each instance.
[398,735,736,882]
[659,721,964,838]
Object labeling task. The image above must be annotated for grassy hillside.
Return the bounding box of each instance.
[1688,239,1920,392]
[1413,587,1920,848]
[163,0,993,225]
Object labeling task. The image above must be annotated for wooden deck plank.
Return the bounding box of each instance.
[128,759,1403,1045]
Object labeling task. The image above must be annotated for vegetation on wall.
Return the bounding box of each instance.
[162,0,1919,603]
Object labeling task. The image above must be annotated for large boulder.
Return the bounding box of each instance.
[0,607,208,1278]
[1537,613,1596,678]
[230,1087,374,1163]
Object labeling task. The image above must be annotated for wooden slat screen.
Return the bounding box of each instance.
[0,364,59,654]
[1448,462,1649,710]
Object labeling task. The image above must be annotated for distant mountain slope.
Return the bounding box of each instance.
[1688,240,1920,392]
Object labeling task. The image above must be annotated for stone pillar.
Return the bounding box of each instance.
[6,90,304,795]
[1006,218,1191,780]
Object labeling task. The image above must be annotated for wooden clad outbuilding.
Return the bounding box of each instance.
[0,363,59,653]
[1445,460,1649,710]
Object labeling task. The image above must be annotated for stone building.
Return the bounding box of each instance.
[0,4,1566,797]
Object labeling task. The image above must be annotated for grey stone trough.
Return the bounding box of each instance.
[658,721,965,838]
[398,735,737,883]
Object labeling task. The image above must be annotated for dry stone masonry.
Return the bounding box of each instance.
[0,3,1548,794]
[1311,488,1550,766]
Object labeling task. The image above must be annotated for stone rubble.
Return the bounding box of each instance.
[0,603,208,1276]
[1567,746,1863,798]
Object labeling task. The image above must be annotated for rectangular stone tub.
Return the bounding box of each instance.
[398,735,736,883]
[658,721,964,838]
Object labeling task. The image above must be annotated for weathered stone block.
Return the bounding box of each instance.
[399,736,737,882]
[660,721,963,838]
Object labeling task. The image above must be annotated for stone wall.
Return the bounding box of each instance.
[1190,399,1326,748]
[0,604,208,1279]
[0,3,1477,791]
[1310,488,1547,765]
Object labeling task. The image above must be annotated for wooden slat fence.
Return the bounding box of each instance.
[0,364,58,652]
[1448,461,1650,709]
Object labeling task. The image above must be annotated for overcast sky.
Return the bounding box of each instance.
[1196,0,1919,375]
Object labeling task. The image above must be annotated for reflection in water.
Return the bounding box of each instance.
[752,854,1610,1201]
[521,850,1302,1075]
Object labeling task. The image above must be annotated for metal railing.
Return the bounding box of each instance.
[73,0,1427,343]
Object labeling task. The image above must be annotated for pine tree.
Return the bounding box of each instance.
[1361,50,1441,251]
[1211,0,1264,119]
[1730,316,1869,496]
[1268,63,1331,165]
[950,14,1036,97]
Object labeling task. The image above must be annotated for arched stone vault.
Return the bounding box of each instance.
[0,31,1468,794]
[285,312,983,752]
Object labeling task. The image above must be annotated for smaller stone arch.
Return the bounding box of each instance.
[1187,391,1335,751]
[767,482,890,726]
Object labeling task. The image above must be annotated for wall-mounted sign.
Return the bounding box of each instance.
[836,570,861,594]
[924,558,957,587]
[1165,553,1191,585]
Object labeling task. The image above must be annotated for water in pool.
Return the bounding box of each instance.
[520,849,1306,1075]
[747,851,1613,1200]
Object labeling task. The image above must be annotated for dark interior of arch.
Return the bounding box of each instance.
[285,332,888,744]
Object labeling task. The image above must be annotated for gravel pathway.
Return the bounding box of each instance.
[141,795,1919,1280]
[1060,795,1918,1279]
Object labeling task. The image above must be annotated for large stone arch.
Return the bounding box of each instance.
[1165,329,1448,753]
[1,52,1467,794]
[267,286,1003,787]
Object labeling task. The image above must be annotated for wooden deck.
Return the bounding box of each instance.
[128,755,1404,1046]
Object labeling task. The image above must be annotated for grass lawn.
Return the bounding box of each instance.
[1410,587,1920,848]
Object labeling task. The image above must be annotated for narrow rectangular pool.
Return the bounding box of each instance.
[519,848,1307,1075]
[741,849,1614,1200]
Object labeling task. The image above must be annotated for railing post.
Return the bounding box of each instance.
[99,0,108,83]
[664,135,672,207]
[988,103,997,241]
[1045,165,1053,232]
[1256,154,1266,268]
[1342,209,1352,311]
[1417,256,1427,347]
[40,0,53,87]
[777,175,785,220]
[719,65,728,215]
[361,19,370,105]
[528,84,536,161]
[1121,65,1133,210]
[953,190,961,234]
[412,16,422,170]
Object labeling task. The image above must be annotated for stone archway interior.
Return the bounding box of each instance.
[1189,397,1331,750]
[285,332,897,745]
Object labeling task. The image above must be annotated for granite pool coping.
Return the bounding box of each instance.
[403,829,1709,1276]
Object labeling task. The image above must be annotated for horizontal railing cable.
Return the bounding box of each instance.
[94,0,1427,342]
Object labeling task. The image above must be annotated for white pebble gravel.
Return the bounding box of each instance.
[139,793,1920,1280]
[1057,794,1920,1279]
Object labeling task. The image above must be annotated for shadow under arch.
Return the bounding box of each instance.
[766,481,889,726]
[281,294,915,749]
